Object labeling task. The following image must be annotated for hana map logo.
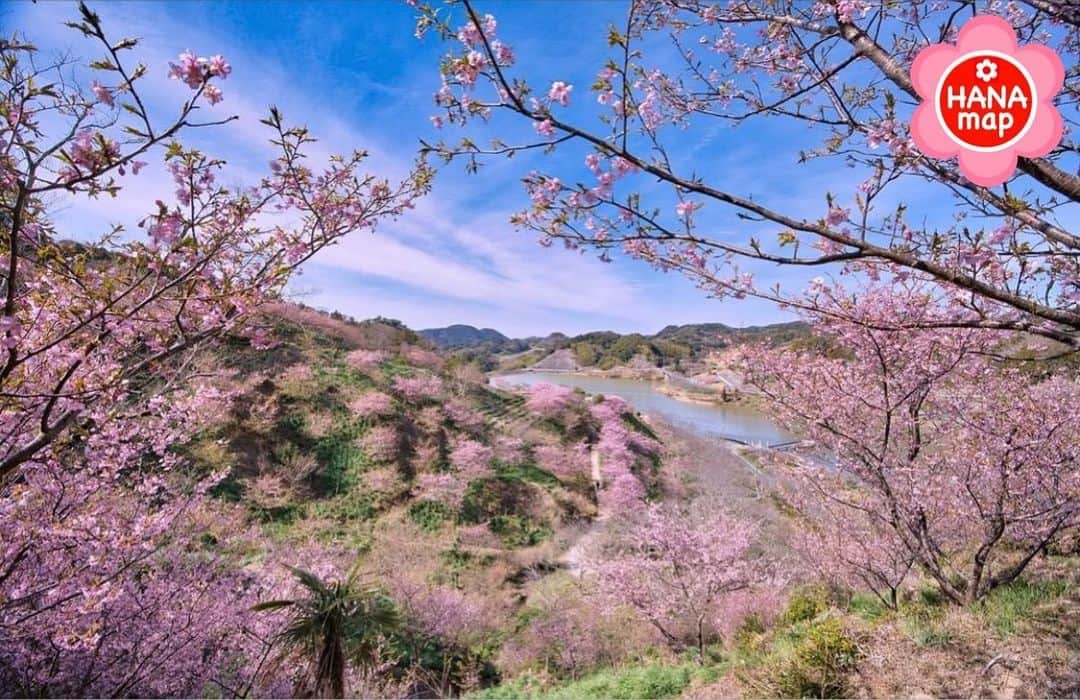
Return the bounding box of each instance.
[910,15,1065,187]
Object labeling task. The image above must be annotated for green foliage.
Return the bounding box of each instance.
[438,545,496,588]
[494,461,560,487]
[389,628,499,696]
[551,664,693,699]
[314,491,380,523]
[536,417,567,437]
[734,613,768,649]
[898,592,954,647]
[472,663,696,700]
[572,341,600,367]
[782,586,830,625]
[380,358,414,380]
[468,672,549,699]
[459,477,534,524]
[975,578,1069,636]
[253,502,304,525]
[622,412,659,441]
[409,499,453,532]
[313,437,368,495]
[208,473,244,502]
[773,618,859,698]
[489,514,550,548]
[846,593,889,622]
[255,566,402,698]
[274,411,313,448]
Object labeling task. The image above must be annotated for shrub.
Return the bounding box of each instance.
[489,514,550,548]
[495,461,560,487]
[774,618,858,698]
[314,492,379,523]
[734,613,768,650]
[409,499,453,532]
[553,663,694,699]
[459,477,534,524]
[782,586,830,625]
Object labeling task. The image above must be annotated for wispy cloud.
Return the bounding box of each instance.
[13,0,805,336]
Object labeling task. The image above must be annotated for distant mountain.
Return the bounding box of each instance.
[419,324,510,350]
[660,321,809,348]
[653,323,733,351]
[419,319,810,373]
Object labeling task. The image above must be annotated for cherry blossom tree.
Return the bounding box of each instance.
[363,425,403,463]
[393,374,446,402]
[351,391,397,419]
[444,398,486,434]
[742,281,1080,604]
[347,349,390,372]
[1,4,428,693]
[450,437,494,474]
[524,381,577,417]
[590,396,656,511]
[591,502,768,662]
[413,0,1079,348]
[533,442,590,482]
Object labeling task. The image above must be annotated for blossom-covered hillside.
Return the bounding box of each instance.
[172,305,669,695]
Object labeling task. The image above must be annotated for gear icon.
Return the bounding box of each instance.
[975,58,998,83]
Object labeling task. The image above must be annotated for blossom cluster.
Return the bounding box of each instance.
[392,374,446,402]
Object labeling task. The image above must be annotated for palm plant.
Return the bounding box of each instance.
[255,565,402,698]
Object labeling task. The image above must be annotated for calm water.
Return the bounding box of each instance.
[491,372,793,445]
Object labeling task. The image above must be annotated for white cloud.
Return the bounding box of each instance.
[16,1,819,336]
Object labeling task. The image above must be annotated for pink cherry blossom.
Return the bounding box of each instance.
[207,54,231,78]
[548,81,573,106]
[0,12,430,692]
[346,349,387,371]
[361,425,400,463]
[742,280,1080,604]
[450,438,494,475]
[350,391,395,418]
[90,80,114,107]
[168,50,205,89]
[524,381,576,417]
[590,502,773,660]
[534,118,556,138]
[204,84,223,105]
[392,374,445,402]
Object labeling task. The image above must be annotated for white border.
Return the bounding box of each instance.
[933,49,1038,153]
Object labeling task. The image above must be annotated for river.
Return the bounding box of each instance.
[491,372,792,446]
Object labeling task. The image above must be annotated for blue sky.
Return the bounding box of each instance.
[10,0,1030,337]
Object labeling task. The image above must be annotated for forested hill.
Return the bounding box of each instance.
[418,324,511,350]
[421,320,810,371]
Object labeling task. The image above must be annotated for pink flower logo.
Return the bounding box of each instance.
[910,15,1064,187]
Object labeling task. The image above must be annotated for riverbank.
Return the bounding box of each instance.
[491,371,791,446]
[494,364,766,409]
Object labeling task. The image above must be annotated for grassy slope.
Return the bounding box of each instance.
[188,306,608,550]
